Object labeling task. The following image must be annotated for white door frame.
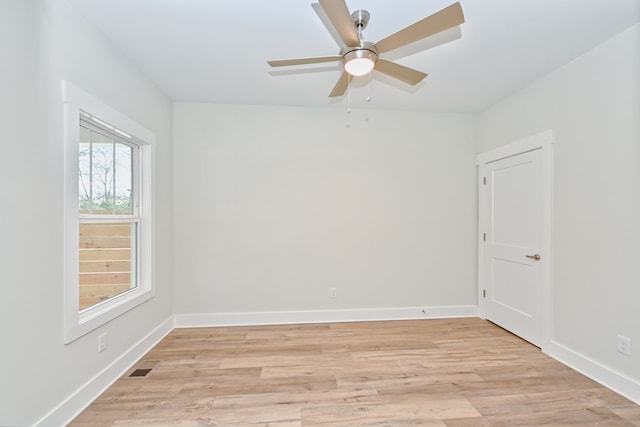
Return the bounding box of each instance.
[477,130,554,349]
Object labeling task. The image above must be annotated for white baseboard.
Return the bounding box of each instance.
[174,305,479,328]
[545,340,640,405]
[35,316,174,427]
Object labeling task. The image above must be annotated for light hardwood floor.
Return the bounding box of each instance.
[71,318,640,426]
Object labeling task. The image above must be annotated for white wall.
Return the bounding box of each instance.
[480,24,640,386]
[173,104,478,319]
[3,0,636,422]
[0,1,173,425]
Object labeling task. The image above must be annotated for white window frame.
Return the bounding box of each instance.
[63,81,155,344]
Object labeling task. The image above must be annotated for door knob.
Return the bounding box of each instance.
[525,254,541,261]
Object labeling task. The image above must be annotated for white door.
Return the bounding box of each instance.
[478,132,552,348]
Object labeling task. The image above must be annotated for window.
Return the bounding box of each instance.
[63,82,155,343]
[79,116,140,310]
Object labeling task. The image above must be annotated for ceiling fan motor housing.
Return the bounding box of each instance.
[340,41,378,75]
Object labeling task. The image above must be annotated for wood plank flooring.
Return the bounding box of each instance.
[71,318,640,426]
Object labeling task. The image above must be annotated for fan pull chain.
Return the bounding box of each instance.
[366,72,371,102]
[348,74,352,113]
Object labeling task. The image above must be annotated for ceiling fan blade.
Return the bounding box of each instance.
[319,0,360,47]
[374,2,465,54]
[329,72,349,97]
[374,59,427,86]
[268,56,341,67]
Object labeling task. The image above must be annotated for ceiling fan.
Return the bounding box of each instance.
[267,0,465,97]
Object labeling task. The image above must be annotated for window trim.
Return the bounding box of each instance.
[63,81,155,344]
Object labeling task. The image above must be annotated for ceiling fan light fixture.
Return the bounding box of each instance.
[344,56,375,76]
[341,43,378,76]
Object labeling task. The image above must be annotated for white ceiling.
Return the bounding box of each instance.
[69,0,640,113]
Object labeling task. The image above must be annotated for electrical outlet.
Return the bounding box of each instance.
[98,332,107,353]
[617,335,631,356]
[330,287,337,299]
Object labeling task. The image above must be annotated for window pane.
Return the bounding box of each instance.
[114,143,133,214]
[79,222,138,310]
[79,125,134,215]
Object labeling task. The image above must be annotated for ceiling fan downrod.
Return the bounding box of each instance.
[351,9,370,39]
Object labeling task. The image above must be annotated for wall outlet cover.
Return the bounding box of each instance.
[617,335,631,356]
